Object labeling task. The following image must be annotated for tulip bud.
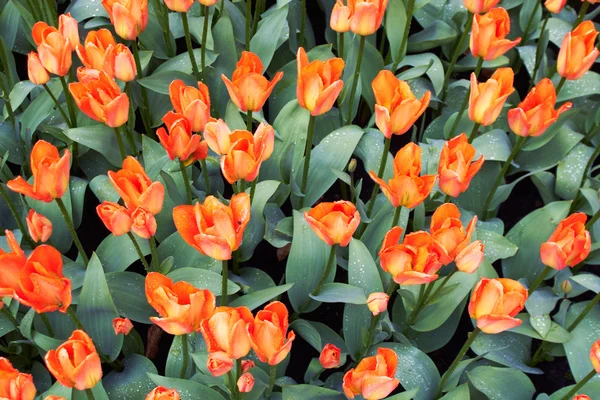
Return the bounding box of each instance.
[207,352,234,377]
[557,21,600,80]
[367,292,389,316]
[112,317,134,335]
[591,339,600,373]
[241,360,255,373]
[540,213,591,271]
[572,395,591,400]
[561,280,572,295]
[146,387,180,400]
[58,13,80,47]
[237,372,255,393]
[0,358,37,400]
[27,52,50,85]
[348,158,357,173]
[544,0,567,13]
[113,44,137,82]
[319,344,341,369]
[455,241,485,274]
[26,209,52,243]
[330,1,351,33]
[45,396,67,400]
[97,201,132,236]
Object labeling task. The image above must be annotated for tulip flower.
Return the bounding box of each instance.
[200,306,254,359]
[76,29,137,82]
[96,201,132,236]
[58,13,80,47]
[367,292,389,316]
[507,78,572,137]
[27,52,50,85]
[241,360,255,373]
[108,156,165,215]
[544,0,567,13]
[102,0,149,41]
[146,387,181,400]
[157,112,205,162]
[69,68,130,128]
[248,301,296,365]
[369,143,437,209]
[572,395,591,400]
[468,277,528,334]
[342,348,399,400]
[463,0,501,13]
[379,227,443,285]
[0,230,26,268]
[7,140,70,203]
[26,209,52,243]
[557,21,600,80]
[164,0,194,11]
[372,70,431,138]
[469,67,515,126]
[131,207,157,239]
[319,344,341,369]
[304,200,360,247]
[330,0,388,36]
[430,203,480,265]
[207,352,235,377]
[145,272,216,335]
[112,317,134,335]
[0,357,37,400]
[44,330,103,390]
[222,51,284,112]
[169,80,211,133]
[31,22,72,76]
[592,339,600,373]
[173,193,251,260]
[296,47,345,116]
[45,396,67,400]
[203,119,233,155]
[330,0,351,32]
[540,213,591,271]
[455,241,486,274]
[438,133,485,197]
[237,373,255,393]
[470,8,521,61]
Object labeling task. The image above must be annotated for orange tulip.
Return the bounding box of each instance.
[319,343,341,369]
[430,203,479,265]
[247,301,295,365]
[220,123,275,184]
[0,230,26,274]
[237,373,255,393]
[112,317,134,335]
[146,387,180,400]
[330,1,351,32]
[471,8,521,61]
[304,200,360,247]
[131,207,157,239]
[330,0,388,36]
[540,213,591,271]
[26,209,52,243]
[0,357,36,400]
[572,395,591,400]
[507,78,572,137]
[369,143,437,209]
[58,13,80,47]
[76,29,137,82]
[27,52,50,85]
[342,348,399,400]
[463,0,501,13]
[45,396,67,400]
[222,51,283,112]
[468,277,528,334]
[366,292,389,316]
[296,47,345,116]
[468,67,515,126]
[372,70,431,138]
[207,351,234,377]
[438,133,484,197]
[379,227,443,285]
[45,330,102,390]
[169,80,211,133]
[544,0,567,13]
[173,193,251,261]
[7,140,70,203]
[203,119,232,155]
[96,201,132,236]
[69,68,130,128]
[31,22,72,76]
[200,306,254,359]
[108,156,165,215]
[241,360,255,373]
[455,241,486,274]
[591,339,600,373]
[157,112,203,162]
[557,21,600,80]
[164,0,194,11]
[199,0,219,5]
[145,272,216,335]
[102,0,148,40]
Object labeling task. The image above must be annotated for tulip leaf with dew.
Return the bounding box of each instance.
[549,380,600,399]
[148,374,226,400]
[95,233,150,273]
[290,319,323,352]
[250,5,288,70]
[235,267,277,291]
[310,283,368,304]
[510,314,571,343]
[103,354,158,400]
[571,274,600,294]
[385,0,408,65]
[514,126,583,172]
[468,366,535,400]
[77,253,123,360]
[486,169,549,212]
[105,272,155,323]
[410,298,467,354]
[138,71,197,96]
[475,228,518,264]
[157,231,220,271]
[72,382,110,400]
[525,287,561,317]
[230,283,295,311]
[407,20,457,52]
[564,302,600,382]
[166,268,240,296]
[453,162,501,217]
[470,331,543,374]
[283,384,346,399]
[165,334,195,379]
[19,80,63,144]
[556,72,600,102]
[471,129,512,162]
[66,125,129,167]
[385,388,420,400]
[362,202,410,256]
[556,143,596,199]
[354,129,394,181]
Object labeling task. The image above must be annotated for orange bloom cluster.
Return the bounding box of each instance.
[76,29,136,82]
[470,8,521,61]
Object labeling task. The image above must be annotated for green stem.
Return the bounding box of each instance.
[44,0,57,25]
[299,115,316,208]
[448,57,483,139]
[154,0,175,57]
[201,5,210,82]
[436,328,481,397]
[245,0,252,50]
[181,12,201,81]
[218,0,225,20]
[555,76,566,96]
[570,133,600,213]
[529,13,550,90]
[560,369,596,400]
[66,306,84,330]
[55,197,89,265]
[1,308,19,330]
[467,122,481,144]
[179,160,193,204]
[567,291,600,332]
[573,1,590,27]
[265,365,277,398]
[127,232,151,272]
[0,185,36,248]
[426,271,455,306]
[39,313,55,337]
[405,284,428,329]
[113,127,127,161]
[345,35,366,125]
[390,205,401,230]
[24,0,41,23]
[338,32,345,59]
[124,83,137,153]
[149,236,159,271]
[85,389,95,400]
[42,84,71,128]
[391,0,415,71]
[252,0,264,36]
[131,41,154,137]
[528,266,552,294]
[443,194,451,203]
[234,358,242,399]
[586,208,600,231]
[200,159,211,194]
[299,0,307,48]
[246,110,253,131]
[521,1,541,44]
[59,76,78,128]
[232,251,240,275]
[221,259,229,306]
[249,177,257,203]
[180,334,189,378]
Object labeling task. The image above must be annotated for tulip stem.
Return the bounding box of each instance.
[201,5,210,82]
[252,0,263,36]
[221,259,229,306]
[481,136,528,220]
[180,334,189,379]
[131,40,154,138]
[443,194,451,204]
[179,160,193,204]
[42,83,72,128]
[448,57,483,139]
[467,122,480,144]
[124,83,137,152]
[574,1,590,27]
[436,328,481,397]
[59,76,78,128]
[85,389,95,400]
[149,236,159,271]
[245,0,252,50]
[66,306,84,330]
[55,197,89,266]
[249,177,258,204]
[528,265,552,294]
[521,0,541,45]
[404,282,432,332]
[200,159,211,195]
[391,0,415,72]
[299,115,316,208]
[299,0,307,48]
[181,12,201,82]
[113,127,127,161]
[390,205,402,229]
[44,0,57,26]
[345,35,366,125]
[0,184,36,248]
[529,13,550,90]
[587,208,600,231]
[570,131,600,213]
[219,0,225,20]
[555,76,566,96]
[337,32,344,59]
[127,232,151,272]
[265,365,277,398]
[560,369,596,400]
[438,12,473,115]
[39,313,55,337]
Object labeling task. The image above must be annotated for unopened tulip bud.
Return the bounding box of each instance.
[27,52,50,85]
[348,158,357,173]
[319,344,341,369]
[366,292,389,316]
[561,280,572,295]
[112,317,134,335]
[26,209,52,243]
[241,360,255,373]
[207,352,234,377]
[237,372,255,393]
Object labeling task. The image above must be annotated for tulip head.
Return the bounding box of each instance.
[164,0,195,12]
[200,306,254,359]
[591,339,600,373]
[31,22,72,76]
[241,360,255,373]
[145,387,181,400]
[456,241,485,274]
[342,348,399,400]
[156,111,204,162]
[304,200,361,247]
[237,373,255,393]
[469,67,515,126]
[58,13,80,48]
[27,52,50,85]
[169,80,212,133]
[96,201,132,236]
[544,0,567,13]
[319,344,341,369]
[463,0,501,13]
[438,133,485,197]
[572,395,591,400]
[113,44,137,82]
[131,207,157,239]
[0,357,37,400]
[330,0,351,32]
[349,0,389,36]
[366,292,389,316]
[470,8,521,61]
[557,21,600,80]
[26,209,52,243]
[540,213,591,270]
[430,203,478,265]
[112,317,134,335]
[207,352,234,377]
[102,0,149,40]
[248,302,295,365]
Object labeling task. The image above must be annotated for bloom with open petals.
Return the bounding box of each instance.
[200,306,254,359]
[76,29,136,82]
[557,21,600,80]
[131,207,157,239]
[97,201,132,236]
[463,0,501,13]
[331,0,388,36]
[248,301,296,365]
[157,112,205,162]
[469,67,515,126]
[304,201,360,247]
[471,8,521,61]
[342,348,399,400]
[0,357,36,400]
[207,352,234,377]
[540,213,591,271]
[430,203,480,266]
[438,133,484,197]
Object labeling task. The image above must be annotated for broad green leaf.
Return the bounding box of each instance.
[556,143,595,199]
[564,301,600,382]
[515,125,583,172]
[476,228,518,263]
[282,385,345,399]
[290,319,323,351]
[230,283,294,311]
[138,71,197,95]
[549,380,600,400]
[104,355,158,400]
[395,53,444,95]
[250,5,288,70]
[571,274,600,294]
[407,21,457,52]
[386,0,407,64]
[468,366,535,400]
[441,384,470,400]
[472,129,512,162]
[166,334,195,378]
[106,272,155,323]
[471,331,542,374]
[96,234,150,273]
[310,283,367,304]
[157,231,219,271]
[66,125,127,167]
[557,72,600,102]
[148,374,226,400]
[167,268,240,296]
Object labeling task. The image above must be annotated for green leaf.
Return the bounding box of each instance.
[502,201,570,282]
[250,5,288,70]
[157,231,219,271]
[282,385,345,399]
[89,175,120,203]
[362,202,410,256]
[353,129,393,181]
[395,53,444,95]
[407,21,457,52]
[549,380,600,400]
[564,301,600,381]
[104,355,158,400]
[77,253,123,360]
[95,234,150,273]
[167,267,240,296]
[310,283,367,304]
[468,366,535,400]
[138,71,197,95]
[511,314,571,343]
[476,228,518,263]
[166,334,194,378]
[515,125,583,172]
[556,143,595,199]
[106,272,155,323]
[472,129,512,162]
[386,0,407,64]
[440,384,470,400]
[290,319,323,352]
[148,374,226,400]
[66,125,125,167]
[230,283,294,310]
[386,388,420,400]
[557,72,600,102]
[471,331,542,374]
[411,299,468,353]
[571,274,600,293]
